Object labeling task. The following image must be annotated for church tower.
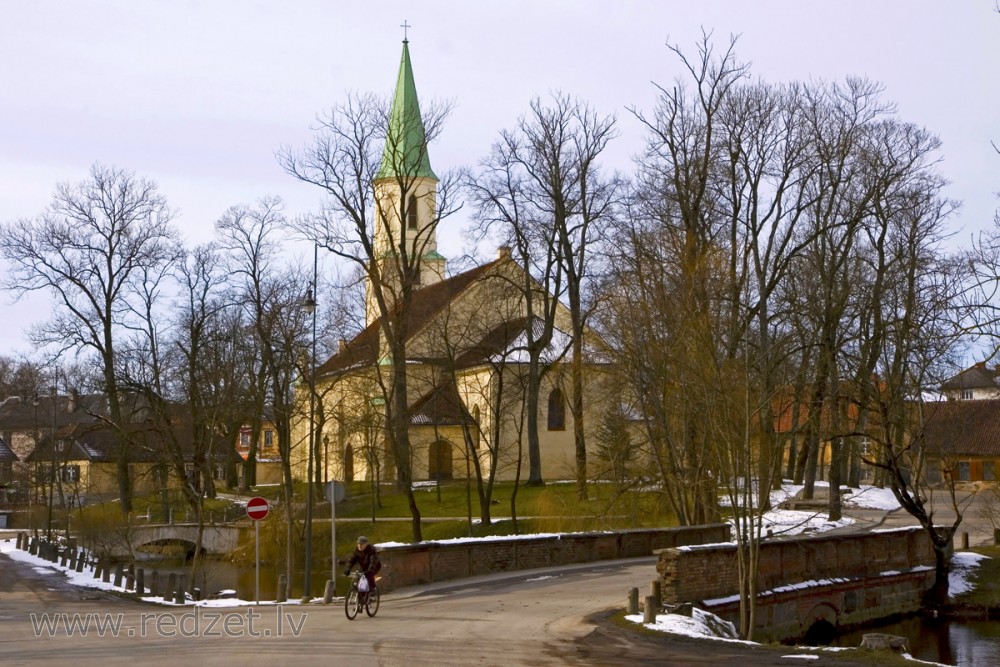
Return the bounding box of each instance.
[367,39,446,326]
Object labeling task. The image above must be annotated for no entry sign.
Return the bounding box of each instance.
[246,496,269,521]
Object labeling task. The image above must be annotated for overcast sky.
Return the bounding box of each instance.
[1,1,998,355]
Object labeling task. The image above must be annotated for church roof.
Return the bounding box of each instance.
[452,316,589,369]
[375,40,437,182]
[409,382,470,426]
[453,316,534,368]
[316,258,502,378]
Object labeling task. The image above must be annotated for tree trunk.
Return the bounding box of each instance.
[525,357,544,486]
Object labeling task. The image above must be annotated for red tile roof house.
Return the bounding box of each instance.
[921,399,1000,484]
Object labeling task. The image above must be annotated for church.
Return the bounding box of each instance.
[293,39,616,485]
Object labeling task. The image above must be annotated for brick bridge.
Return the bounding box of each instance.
[657,527,942,643]
[127,522,251,556]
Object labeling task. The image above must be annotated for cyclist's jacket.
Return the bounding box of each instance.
[346,544,381,574]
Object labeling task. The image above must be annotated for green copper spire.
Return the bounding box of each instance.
[376,40,437,182]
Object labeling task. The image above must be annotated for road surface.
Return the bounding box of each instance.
[0,549,880,667]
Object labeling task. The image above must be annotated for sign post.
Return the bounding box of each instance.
[246,497,269,605]
[324,481,346,586]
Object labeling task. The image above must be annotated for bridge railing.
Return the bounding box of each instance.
[129,503,249,526]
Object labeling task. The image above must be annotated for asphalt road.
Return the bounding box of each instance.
[1,549,882,667]
[834,487,999,547]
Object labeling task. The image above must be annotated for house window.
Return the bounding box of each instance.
[240,431,251,447]
[264,430,274,449]
[547,388,566,431]
[957,461,971,481]
[61,465,80,483]
[213,465,227,482]
[985,461,996,481]
[961,389,974,400]
[0,461,11,484]
[407,194,418,230]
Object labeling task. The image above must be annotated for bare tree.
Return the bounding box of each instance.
[0,164,180,513]
[467,94,615,489]
[216,198,311,593]
[0,356,45,399]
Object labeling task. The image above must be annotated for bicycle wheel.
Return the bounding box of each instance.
[345,586,360,620]
[365,587,380,617]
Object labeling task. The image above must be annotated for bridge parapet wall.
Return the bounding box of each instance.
[656,527,939,642]
[703,567,936,643]
[377,524,730,592]
[657,527,934,604]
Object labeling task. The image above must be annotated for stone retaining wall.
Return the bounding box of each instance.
[656,527,941,642]
[377,524,730,591]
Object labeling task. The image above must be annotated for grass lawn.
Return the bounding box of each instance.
[62,479,676,564]
[242,478,677,548]
[330,479,669,522]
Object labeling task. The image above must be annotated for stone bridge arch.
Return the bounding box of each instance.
[127,523,248,557]
[801,602,839,645]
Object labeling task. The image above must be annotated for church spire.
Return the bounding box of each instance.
[376,39,437,182]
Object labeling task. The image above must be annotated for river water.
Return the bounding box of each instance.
[138,556,339,602]
[833,615,1000,667]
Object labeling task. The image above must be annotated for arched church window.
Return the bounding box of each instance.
[547,388,566,431]
[407,194,418,230]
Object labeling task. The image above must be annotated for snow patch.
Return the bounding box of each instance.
[949,551,989,598]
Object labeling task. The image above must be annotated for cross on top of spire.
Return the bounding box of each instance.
[401,20,411,42]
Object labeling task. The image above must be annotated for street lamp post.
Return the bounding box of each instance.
[46,385,57,542]
[30,394,38,534]
[301,244,318,602]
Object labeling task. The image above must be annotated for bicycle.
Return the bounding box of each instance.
[344,571,380,620]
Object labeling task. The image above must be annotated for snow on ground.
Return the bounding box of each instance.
[718,481,904,540]
[949,551,990,598]
[841,485,901,511]
[0,536,296,607]
[624,607,747,644]
[773,481,902,512]
[751,508,854,538]
[626,602,956,665]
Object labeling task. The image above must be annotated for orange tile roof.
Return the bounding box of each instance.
[922,399,1000,457]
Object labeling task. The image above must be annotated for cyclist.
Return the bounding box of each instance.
[343,535,381,598]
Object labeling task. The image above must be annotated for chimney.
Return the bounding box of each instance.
[497,246,511,260]
[338,338,348,353]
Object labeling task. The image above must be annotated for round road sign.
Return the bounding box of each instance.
[246,496,269,521]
